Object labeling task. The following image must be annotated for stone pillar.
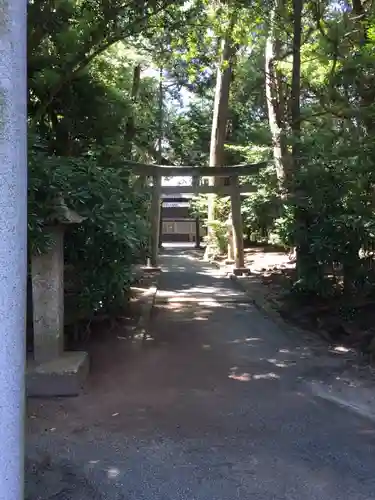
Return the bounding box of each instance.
[230,176,247,273]
[31,226,64,364]
[150,172,162,268]
[27,206,89,397]
[192,176,201,248]
[0,1,27,498]
[159,199,163,249]
[195,217,201,248]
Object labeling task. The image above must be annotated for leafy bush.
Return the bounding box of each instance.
[29,139,150,315]
[241,163,281,242]
[190,194,230,257]
[205,220,229,256]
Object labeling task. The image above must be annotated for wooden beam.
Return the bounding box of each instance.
[159,164,264,177]
[124,160,268,177]
[160,184,256,195]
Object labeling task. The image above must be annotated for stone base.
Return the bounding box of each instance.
[143,266,161,273]
[26,351,89,397]
[232,267,251,276]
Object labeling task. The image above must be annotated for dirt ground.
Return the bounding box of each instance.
[217,246,375,357]
[27,270,159,437]
[25,248,375,500]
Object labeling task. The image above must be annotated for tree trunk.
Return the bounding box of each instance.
[290,0,311,281]
[158,66,163,247]
[291,0,302,155]
[124,63,141,158]
[157,65,163,164]
[208,37,234,179]
[350,0,375,133]
[265,0,291,189]
[205,17,236,260]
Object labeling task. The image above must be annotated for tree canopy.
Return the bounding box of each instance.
[28,0,375,320]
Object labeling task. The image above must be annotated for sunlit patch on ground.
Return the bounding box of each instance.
[228,366,280,382]
[228,371,251,382]
[107,467,120,479]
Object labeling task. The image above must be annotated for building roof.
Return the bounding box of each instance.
[163,201,190,207]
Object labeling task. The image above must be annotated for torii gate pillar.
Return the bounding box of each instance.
[0,1,27,498]
[230,176,249,276]
[149,173,162,269]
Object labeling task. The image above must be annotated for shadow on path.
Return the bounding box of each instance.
[26,249,375,500]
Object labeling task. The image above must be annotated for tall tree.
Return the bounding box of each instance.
[265,0,291,188]
[205,9,238,259]
[290,0,309,281]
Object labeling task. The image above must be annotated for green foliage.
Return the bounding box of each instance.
[241,165,281,242]
[272,131,375,296]
[26,0,375,317]
[27,0,175,321]
[190,193,231,222]
[190,194,230,257]
[167,102,212,165]
[29,138,149,313]
[205,220,229,256]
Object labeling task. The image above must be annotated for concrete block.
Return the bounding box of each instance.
[26,351,89,397]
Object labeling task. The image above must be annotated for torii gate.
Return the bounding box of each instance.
[127,160,267,273]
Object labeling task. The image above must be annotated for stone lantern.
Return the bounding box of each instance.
[27,196,89,396]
